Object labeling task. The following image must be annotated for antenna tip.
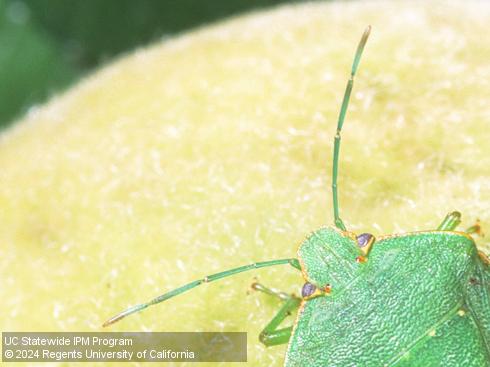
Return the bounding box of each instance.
[102,315,120,327]
[102,303,147,327]
[364,25,372,37]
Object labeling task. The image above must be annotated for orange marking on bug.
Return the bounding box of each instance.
[356,255,367,263]
[467,219,484,237]
[478,251,489,265]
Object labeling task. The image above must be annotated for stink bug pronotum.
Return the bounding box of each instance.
[104,27,490,366]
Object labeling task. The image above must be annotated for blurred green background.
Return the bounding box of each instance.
[0,0,307,130]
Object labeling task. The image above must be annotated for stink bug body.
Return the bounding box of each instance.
[104,27,490,366]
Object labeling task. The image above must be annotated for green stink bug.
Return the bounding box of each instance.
[103,26,490,366]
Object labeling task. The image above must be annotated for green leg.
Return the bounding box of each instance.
[437,211,461,231]
[437,211,485,237]
[251,282,292,301]
[252,282,301,347]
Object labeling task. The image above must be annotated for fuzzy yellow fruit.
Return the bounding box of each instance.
[1,1,490,366]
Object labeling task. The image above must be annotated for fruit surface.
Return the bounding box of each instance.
[1,1,490,366]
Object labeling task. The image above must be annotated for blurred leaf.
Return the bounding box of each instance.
[0,0,76,128]
[1,0,306,129]
[25,0,302,67]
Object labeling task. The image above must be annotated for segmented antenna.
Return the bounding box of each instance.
[103,258,300,326]
[332,26,371,231]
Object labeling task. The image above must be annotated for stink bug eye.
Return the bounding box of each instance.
[103,26,490,367]
[301,282,316,298]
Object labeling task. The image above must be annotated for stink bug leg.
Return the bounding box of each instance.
[437,211,461,231]
[251,282,301,346]
[437,211,485,238]
[259,296,301,347]
[251,282,294,301]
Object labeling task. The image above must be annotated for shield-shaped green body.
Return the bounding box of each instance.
[285,227,490,366]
